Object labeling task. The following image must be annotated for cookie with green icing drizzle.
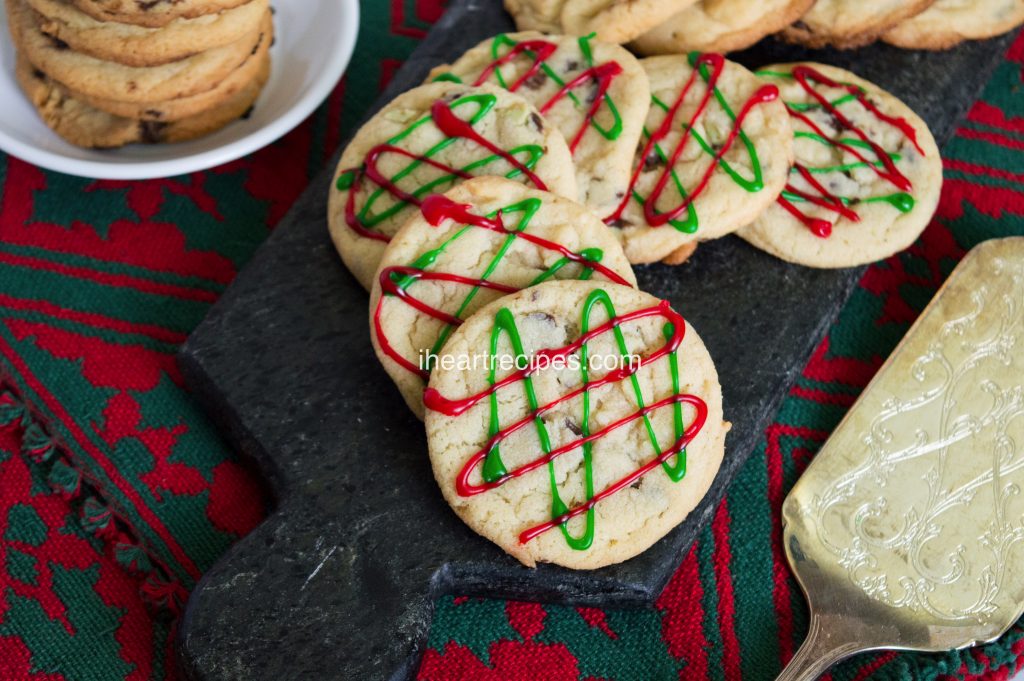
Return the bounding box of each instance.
[371,177,637,419]
[424,279,728,569]
[737,62,942,269]
[327,82,578,290]
[428,31,649,219]
[606,52,793,265]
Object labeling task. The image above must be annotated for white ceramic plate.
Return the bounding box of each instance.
[0,0,360,179]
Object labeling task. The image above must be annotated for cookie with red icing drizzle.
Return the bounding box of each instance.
[327,82,578,289]
[428,31,649,218]
[606,53,793,265]
[737,62,942,269]
[424,280,728,569]
[371,178,636,419]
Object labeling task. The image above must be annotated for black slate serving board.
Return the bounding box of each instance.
[176,2,1015,679]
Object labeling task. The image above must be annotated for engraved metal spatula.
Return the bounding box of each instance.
[778,237,1024,681]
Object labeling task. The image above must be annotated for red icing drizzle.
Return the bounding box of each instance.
[780,165,860,238]
[471,39,624,154]
[342,99,549,242]
[605,53,779,227]
[374,266,519,379]
[792,66,923,158]
[429,101,548,189]
[346,145,474,243]
[373,196,632,380]
[422,300,709,545]
[474,40,558,90]
[779,65,923,238]
[417,197,630,286]
[517,393,705,545]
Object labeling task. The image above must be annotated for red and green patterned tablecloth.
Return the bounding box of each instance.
[1,2,1023,679]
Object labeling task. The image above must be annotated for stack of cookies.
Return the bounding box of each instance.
[321,29,947,568]
[6,0,273,148]
[506,0,1024,54]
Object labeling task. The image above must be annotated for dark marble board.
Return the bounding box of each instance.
[175,1,1016,679]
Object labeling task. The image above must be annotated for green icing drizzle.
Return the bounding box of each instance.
[341,93,545,230]
[482,288,689,549]
[624,52,770,234]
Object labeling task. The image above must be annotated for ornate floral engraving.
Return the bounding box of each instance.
[799,250,1024,624]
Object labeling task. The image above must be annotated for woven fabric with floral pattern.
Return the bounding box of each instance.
[1,2,1022,679]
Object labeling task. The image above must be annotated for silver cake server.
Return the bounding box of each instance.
[778,237,1024,681]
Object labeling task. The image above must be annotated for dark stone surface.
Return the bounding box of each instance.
[176,2,1015,679]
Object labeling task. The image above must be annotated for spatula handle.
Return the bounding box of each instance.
[776,614,865,681]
